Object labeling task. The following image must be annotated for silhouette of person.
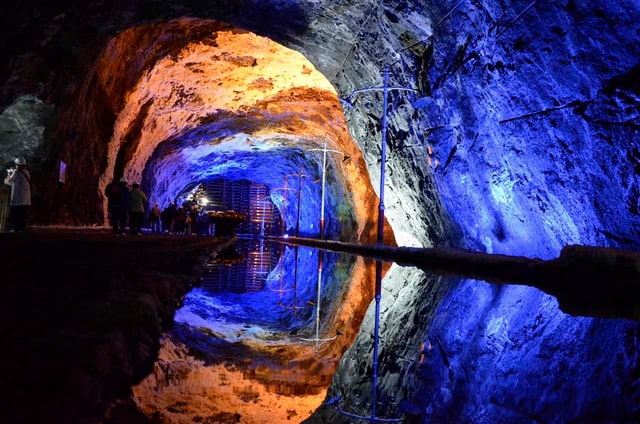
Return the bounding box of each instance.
[105,177,130,235]
[162,202,178,234]
[128,182,147,237]
[105,177,128,235]
[175,206,186,235]
[149,202,161,233]
[4,157,31,232]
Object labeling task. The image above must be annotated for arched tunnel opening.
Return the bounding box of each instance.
[2,2,640,424]
[88,18,394,422]
[95,18,383,245]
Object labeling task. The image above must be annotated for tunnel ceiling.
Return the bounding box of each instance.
[92,18,385,242]
[4,17,397,422]
[2,1,640,423]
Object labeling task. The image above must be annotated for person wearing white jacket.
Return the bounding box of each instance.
[4,157,31,232]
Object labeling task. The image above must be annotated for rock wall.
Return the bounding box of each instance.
[306,1,640,422]
[1,0,640,422]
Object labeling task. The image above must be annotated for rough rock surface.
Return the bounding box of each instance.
[304,1,640,422]
[1,0,640,423]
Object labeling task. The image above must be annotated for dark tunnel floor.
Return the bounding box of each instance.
[0,229,231,423]
[0,229,354,423]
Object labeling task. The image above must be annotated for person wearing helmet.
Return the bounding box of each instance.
[4,157,31,232]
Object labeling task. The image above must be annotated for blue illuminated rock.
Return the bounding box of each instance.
[0,0,639,423]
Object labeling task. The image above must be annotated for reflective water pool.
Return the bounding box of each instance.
[133,236,374,423]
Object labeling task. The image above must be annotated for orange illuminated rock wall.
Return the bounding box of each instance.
[57,17,385,245]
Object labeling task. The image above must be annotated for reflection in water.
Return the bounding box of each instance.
[299,249,337,355]
[269,244,291,299]
[277,245,307,317]
[133,239,370,424]
[203,238,280,294]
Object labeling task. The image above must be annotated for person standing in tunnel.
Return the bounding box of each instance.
[3,157,31,232]
[188,205,199,235]
[148,202,161,234]
[163,201,178,234]
[105,177,129,235]
[105,177,127,235]
[175,206,186,235]
[128,182,147,237]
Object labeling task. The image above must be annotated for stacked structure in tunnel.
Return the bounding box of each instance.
[1,0,639,423]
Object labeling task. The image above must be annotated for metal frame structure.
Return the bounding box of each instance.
[329,64,417,423]
[298,137,346,354]
[277,168,313,316]
[269,184,296,299]
[307,136,347,240]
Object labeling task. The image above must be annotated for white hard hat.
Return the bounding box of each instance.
[14,157,26,165]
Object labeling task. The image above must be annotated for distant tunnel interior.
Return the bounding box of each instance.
[3,2,640,423]
[90,17,389,420]
[96,18,382,245]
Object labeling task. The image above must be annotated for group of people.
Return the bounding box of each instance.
[158,202,216,236]
[3,162,219,237]
[105,177,216,237]
[104,177,149,236]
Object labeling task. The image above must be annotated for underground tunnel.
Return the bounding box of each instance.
[95,21,391,422]
[1,1,640,423]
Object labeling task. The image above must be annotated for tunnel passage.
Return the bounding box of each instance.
[2,2,640,423]
[176,180,284,237]
[94,17,387,245]
[88,17,395,422]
